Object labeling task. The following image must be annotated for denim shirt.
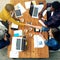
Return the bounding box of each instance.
[45,38,58,47]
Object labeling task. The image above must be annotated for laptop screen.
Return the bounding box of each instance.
[32,4,44,18]
[33,7,38,17]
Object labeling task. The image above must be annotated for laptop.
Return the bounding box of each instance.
[11,37,26,51]
[32,5,44,18]
[32,7,38,18]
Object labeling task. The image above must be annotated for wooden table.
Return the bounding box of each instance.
[7,0,49,58]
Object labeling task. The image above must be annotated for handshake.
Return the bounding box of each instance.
[25,24,49,32]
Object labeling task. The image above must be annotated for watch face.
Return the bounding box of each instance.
[34,28,40,32]
[39,2,43,4]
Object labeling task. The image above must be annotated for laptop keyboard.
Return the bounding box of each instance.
[16,39,21,50]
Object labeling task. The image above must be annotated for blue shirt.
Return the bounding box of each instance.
[45,38,60,50]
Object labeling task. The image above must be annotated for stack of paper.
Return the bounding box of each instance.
[33,35,45,48]
[25,1,36,9]
[25,1,31,9]
[9,51,19,58]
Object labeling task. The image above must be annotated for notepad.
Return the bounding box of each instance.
[25,1,31,9]
[33,35,45,48]
[11,23,18,30]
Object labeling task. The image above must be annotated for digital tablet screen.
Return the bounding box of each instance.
[15,10,21,17]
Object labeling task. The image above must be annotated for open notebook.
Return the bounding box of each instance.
[33,35,45,48]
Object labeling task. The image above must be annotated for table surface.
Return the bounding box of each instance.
[7,0,49,58]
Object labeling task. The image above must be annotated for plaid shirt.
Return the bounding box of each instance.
[44,10,60,28]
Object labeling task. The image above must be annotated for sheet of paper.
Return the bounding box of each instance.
[25,1,36,9]
[38,4,44,13]
[11,37,22,51]
[15,3,26,14]
[11,23,18,29]
[25,1,31,9]
[14,30,23,37]
[33,35,45,48]
[9,51,19,58]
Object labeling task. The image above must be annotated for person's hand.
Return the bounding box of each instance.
[25,24,32,27]
[41,18,46,21]
[33,26,42,29]
[25,24,42,29]
[4,34,7,41]
[49,29,53,37]
[38,12,43,19]
[8,21,12,25]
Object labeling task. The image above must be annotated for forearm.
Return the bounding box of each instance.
[39,19,47,27]
[9,18,25,26]
[40,3,47,14]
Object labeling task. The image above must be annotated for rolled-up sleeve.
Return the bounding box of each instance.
[45,38,58,47]
[8,17,25,26]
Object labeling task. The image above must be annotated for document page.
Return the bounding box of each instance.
[9,51,19,58]
[33,35,45,48]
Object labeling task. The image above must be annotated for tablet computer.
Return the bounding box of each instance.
[15,9,22,18]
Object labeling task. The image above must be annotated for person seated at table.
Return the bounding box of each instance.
[38,1,60,28]
[0,30,10,49]
[29,1,60,30]
[30,1,60,41]
[39,29,60,51]
[0,4,32,29]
